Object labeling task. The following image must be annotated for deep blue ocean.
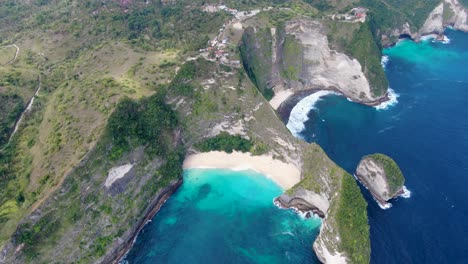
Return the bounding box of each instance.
[124,29,468,263]
[292,29,468,263]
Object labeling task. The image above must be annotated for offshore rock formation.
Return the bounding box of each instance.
[276,145,370,264]
[355,154,405,206]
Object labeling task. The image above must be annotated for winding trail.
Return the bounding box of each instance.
[8,75,41,143]
[2,44,19,66]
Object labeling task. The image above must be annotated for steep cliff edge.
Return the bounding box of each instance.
[240,17,389,110]
[355,154,405,206]
[167,59,370,264]
[376,0,468,45]
[276,146,370,264]
[420,0,468,35]
[445,0,468,32]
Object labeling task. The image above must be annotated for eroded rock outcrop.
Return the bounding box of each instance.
[355,154,405,206]
[239,18,389,111]
[276,145,370,264]
[445,0,468,31]
[420,3,446,34]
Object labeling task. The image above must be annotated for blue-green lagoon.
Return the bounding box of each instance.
[123,169,321,263]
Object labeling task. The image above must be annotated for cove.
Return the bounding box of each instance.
[123,168,322,263]
[288,29,468,263]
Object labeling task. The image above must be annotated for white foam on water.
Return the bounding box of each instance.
[441,36,451,44]
[354,173,393,210]
[378,201,393,210]
[273,198,321,220]
[286,91,339,138]
[400,186,411,198]
[381,55,389,68]
[374,88,399,110]
[421,34,437,42]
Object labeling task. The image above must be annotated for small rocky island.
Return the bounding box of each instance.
[355,154,406,207]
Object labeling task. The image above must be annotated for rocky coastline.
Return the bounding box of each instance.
[276,88,390,123]
[274,194,325,218]
[102,178,183,264]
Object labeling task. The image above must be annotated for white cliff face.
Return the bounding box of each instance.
[286,20,375,102]
[420,3,445,34]
[313,222,347,264]
[355,158,391,202]
[445,0,468,31]
[269,19,380,108]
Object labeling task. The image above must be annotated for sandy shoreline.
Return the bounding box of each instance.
[183,151,301,190]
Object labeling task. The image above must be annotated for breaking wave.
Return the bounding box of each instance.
[381,55,389,68]
[374,88,399,110]
[400,186,411,198]
[286,91,339,138]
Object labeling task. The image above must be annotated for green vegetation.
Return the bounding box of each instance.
[106,94,178,160]
[367,153,405,194]
[195,132,253,153]
[345,22,388,96]
[360,0,440,32]
[0,46,16,65]
[239,27,275,100]
[12,93,184,261]
[336,173,370,264]
[0,94,24,145]
[280,34,303,80]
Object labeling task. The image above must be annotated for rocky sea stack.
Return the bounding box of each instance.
[355,154,405,206]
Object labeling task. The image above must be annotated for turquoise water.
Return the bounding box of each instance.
[291,29,468,263]
[124,169,322,263]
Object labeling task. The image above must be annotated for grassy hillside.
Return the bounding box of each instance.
[12,93,183,262]
[0,0,228,250]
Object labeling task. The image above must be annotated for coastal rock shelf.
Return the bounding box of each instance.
[355,154,406,207]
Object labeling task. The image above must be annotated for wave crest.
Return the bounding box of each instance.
[374,88,399,110]
[381,55,389,68]
[400,186,411,198]
[286,91,339,138]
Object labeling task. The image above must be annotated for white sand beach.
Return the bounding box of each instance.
[183,151,301,189]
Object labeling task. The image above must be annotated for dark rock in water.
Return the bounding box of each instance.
[197,184,211,200]
[305,212,311,218]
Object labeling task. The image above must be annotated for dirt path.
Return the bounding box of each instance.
[8,75,41,143]
[2,44,19,66]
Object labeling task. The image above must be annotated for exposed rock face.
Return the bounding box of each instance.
[355,154,405,205]
[279,19,380,104]
[420,0,468,35]
[275,144,370,264]
[240,18,388,110]
[103,178,183,264]
[382,0,468,46]
[276,188,328,218]
[420,3,445,34]
[313,222,347,264]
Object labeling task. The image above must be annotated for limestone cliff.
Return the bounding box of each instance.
[355,154,405,206]
[239,18,389,111]
[420,0,468,35]
[382,0,468,43]
[166,59,370,264]
[276,146,370,264]
[420,3,446,34]
[444,0,468,32]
